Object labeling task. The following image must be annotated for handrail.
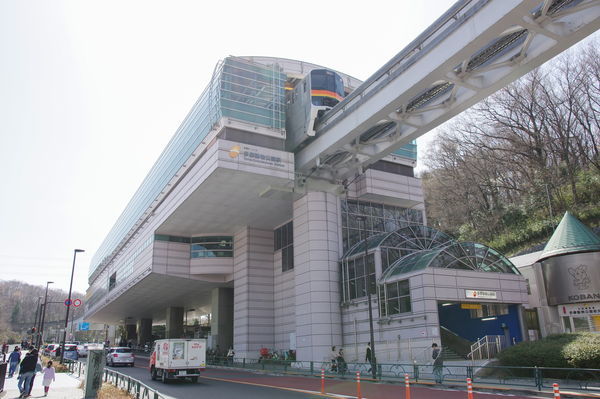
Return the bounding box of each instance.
[65,359,170,399]
[206,356,600,392]
[104,368,170,399]
[468,335,504,360]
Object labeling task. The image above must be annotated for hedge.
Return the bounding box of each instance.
[497,333,600,369]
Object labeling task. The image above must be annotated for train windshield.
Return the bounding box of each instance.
[310,69,344,107]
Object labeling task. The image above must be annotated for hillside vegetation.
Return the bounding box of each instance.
[0,280,84,344]
[422,41,600,255]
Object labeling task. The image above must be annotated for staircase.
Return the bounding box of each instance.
[442,347,466,361]
[440,326,472,360]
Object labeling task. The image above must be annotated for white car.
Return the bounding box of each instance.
[77,344,89,357]
[106,347,135,367]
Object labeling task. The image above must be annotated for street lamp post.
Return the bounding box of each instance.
[38,281,54,348]
[60,249,84,364]
[357,215,377,380]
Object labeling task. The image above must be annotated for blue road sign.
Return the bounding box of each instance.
[79,322,90,331]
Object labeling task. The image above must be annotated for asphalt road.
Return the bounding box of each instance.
[103,357,549,399]
[105,357,323,399]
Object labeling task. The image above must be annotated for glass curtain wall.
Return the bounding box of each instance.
[220,58,286,130]
[89,57,286,279]
[379,280,411,316]
[341,254,376,301]
[341,199,423,253]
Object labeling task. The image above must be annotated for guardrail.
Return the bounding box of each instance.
[207,356,600,392]
[65,359,170,399]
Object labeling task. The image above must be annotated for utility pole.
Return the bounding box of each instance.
[35,302,44,347]
[38,281,54,348]
[60,249,84,364]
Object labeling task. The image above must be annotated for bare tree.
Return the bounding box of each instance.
[422,40,600,247]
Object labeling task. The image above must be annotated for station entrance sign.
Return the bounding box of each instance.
[465,290,497,299]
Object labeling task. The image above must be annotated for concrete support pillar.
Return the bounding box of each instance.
[166,307,184,338]
[293,192,342,361]
[233,227,274,359]
[106,325,117,347]
[125,324,137,343]
[211,287,234,351]
[137,318,153,346]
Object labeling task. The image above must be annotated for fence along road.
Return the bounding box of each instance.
[89,355,600,399]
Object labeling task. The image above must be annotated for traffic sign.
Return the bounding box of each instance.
[79,322,90,331]
[64,298,83,307]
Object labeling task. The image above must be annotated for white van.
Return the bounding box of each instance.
[149,339,206,383]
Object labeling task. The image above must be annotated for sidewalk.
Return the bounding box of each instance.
[1,372,83,399]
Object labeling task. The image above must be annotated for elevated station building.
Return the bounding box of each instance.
[86,56,529,362]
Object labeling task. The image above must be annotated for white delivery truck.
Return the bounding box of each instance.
[149,339,206,383]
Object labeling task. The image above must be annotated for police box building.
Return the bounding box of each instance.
[511,212,600,338]
[85,56,530,362]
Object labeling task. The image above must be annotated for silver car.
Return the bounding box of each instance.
[77,344,86,357]
[106,347,135,367]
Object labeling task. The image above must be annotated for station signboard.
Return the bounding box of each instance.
[465,290,497,299]
[461,303,482,310]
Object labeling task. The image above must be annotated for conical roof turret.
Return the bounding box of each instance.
[537,211,600,262]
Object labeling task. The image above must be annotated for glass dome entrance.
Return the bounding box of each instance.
[379,241,520,283]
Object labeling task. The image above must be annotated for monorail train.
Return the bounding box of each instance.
[286,69,345,152]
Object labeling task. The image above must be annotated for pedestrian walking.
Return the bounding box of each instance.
[41,360,56,397]
[8,346,21,377]
[432,343,444,383]
[336,348,347,374]
[330,346,338,371]
[226,347,235,365]
[17,349,38,398]
[28,349,42,397]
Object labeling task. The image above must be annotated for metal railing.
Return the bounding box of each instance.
[62,355,600,394]
[65,359,170,399]
[468,335,505,360]
[207,356,600,392]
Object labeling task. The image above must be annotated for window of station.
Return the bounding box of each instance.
[379,279,411,316]
[108,272,117,291]
[342,254,376,301]
[469,304,509,319]
[154,234,191,243]
[275,221,294,272]
[190,236,233,258]
[341,199,423,252]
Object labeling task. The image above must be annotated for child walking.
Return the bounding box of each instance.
[42,360,56,397]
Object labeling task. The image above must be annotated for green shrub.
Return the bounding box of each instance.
[563,333,600,369]
[497,333,600,369]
